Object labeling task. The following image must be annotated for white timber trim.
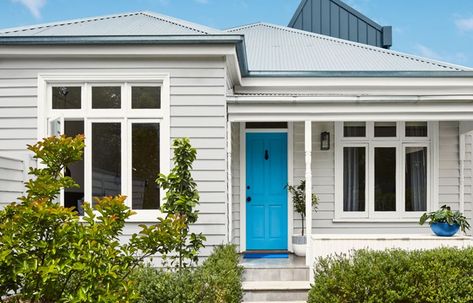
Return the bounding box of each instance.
[288,122,294,253]
[304,121,312,266]
[227,121,232,243]
[460,133,466,213]
[239,122,246,252]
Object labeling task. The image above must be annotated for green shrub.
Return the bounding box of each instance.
[134,245,243,303]
[308,247,473,303]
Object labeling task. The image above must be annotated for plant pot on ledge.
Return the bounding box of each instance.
[287,180,318,257]
[419,205,470,237]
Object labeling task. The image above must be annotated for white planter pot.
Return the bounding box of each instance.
[292,235,307,257]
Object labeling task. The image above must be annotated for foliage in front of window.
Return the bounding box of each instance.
[308,248,473,303]
[287,180,318,236]
[0,135,182,303]
[133,245,243,303]
[419,204,471,233]
[156,138,206,268]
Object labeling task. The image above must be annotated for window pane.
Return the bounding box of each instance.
[343,147,365,211]
[344,122,366,137]
[132,123,160,209]
[64,120,84,214]
[92,123,121,205]
[132,87,161,109]
[406,147,427,212]
[246,122,288,129]
[92,86,121,109]
[52,86,81,109]
[375,122,396,137]
[375,147,396,211]
[406,122,427,137]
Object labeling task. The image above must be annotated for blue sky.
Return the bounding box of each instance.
[1,0,473,67]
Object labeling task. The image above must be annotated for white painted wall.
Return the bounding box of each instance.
[0,155,26,208]
[0,56,228,257]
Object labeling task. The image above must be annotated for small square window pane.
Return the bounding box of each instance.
[132,87,161,109]
[92,86,121,109]
[405,147,427,212]
[375,122,396,137]
[343,147,366,211]
[344,122,366,137]
[132,123,160,210]
[52,86,81,109]
[406,122,428,137]
[375,147,396,211]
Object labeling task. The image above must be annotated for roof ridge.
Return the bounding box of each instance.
[226,22,264,32]
[0,11,222,35]
[234,22,471,72]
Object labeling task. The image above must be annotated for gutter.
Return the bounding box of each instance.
[246,70,473,78]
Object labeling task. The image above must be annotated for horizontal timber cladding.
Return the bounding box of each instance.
[0,56,228,257]
[292,121,464,235]
[0,155,25,208]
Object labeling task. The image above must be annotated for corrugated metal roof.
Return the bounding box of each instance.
[0,12,223,36]
[226,23,472,72]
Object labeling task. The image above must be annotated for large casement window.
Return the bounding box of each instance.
[39,74,170,221]
[335,122,436,220]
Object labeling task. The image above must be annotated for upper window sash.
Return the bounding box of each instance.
[340,122,431,141]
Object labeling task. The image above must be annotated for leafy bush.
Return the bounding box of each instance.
[308,247,473,303]
[0,135,182,303]
[134,245,243,303]
[420,204,471,233]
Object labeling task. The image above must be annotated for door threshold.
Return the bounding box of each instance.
[243,250,289,259]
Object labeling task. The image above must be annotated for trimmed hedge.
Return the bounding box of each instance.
[308,247,473,303]
[134,245,243,303]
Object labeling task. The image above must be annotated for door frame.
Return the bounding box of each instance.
[239,122,293,252]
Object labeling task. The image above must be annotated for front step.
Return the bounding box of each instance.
[241,254,310,302]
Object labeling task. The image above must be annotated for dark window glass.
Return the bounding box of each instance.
[246,122,288,129]
[64,120,84,214]
[132,123,160,209]
[92,86,121,109]
[344,122,366,137]
[52,86,81,109]
[343,147,365,211]
[132,87,161,109]
[375,147,396,211]
[406,122,428,137]
[375,122,396,137]
[92,123,121,205]
[405,147,427,212]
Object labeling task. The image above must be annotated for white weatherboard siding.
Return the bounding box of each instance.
[0,155,26,208]
[293,121,464,235]
[0,57,228,257]
[231,122,241,250]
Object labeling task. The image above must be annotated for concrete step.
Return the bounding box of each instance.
[243,267,310,281]
[242,281,310,302]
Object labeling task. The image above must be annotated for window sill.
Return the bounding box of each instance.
[332,218,421,223]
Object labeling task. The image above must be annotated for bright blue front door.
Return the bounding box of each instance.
[246,132,288,250]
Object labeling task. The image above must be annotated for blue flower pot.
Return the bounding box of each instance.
[430,222,460,237]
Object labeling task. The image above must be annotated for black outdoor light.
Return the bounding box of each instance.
[321,131,330,150]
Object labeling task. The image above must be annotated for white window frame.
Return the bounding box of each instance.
[38,73,171,222]
[334,121,437,221]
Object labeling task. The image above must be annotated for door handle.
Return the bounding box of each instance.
[246,196,251,202]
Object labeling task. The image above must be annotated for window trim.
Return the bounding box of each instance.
[334,121,437,221]
[38,73,171,222]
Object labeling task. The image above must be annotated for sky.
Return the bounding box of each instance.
[1,0,473,68]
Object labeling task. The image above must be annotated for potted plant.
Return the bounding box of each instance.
[287,180,318,256]
[419,205,471,237]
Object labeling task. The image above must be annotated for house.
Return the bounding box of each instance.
[1,1,473,295]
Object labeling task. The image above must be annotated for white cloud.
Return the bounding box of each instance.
[414,44,468,66]
[455,17,473,31]
[194,0,209,4]
[11,0,46,19]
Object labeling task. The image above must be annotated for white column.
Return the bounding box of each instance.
[305,121,313,266]
[227,121,233,243]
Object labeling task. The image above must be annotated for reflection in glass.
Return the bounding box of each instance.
[92,86,121,109]
[92,123,121,205]
[132,123,160,209]
[343,147,365,211]
[52,87,81,109]
[375,122,396,137]
[406,122,427,137]
[64,120,84,214]
[406,147,427,212]
[344,122,366,137]
[132,86,161,109]
[375,147,396,211]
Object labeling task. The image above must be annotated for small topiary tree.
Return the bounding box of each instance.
[0,135,182,303]
[156,138,206,269]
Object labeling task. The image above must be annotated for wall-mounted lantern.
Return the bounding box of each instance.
[321,131,330,150]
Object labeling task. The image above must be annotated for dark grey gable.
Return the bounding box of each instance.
[288,0,392,49]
